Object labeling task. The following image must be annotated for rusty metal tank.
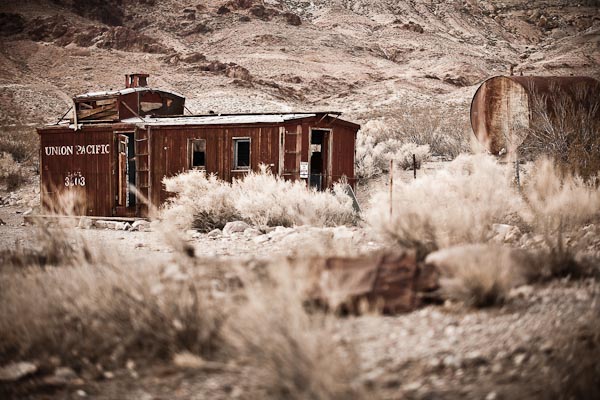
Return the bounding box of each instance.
[470,76,600,155]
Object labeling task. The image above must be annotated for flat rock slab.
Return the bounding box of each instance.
[306,250,439,314]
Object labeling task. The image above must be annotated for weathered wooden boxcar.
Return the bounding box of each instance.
[37,74,360,218]
[470,75,600,155]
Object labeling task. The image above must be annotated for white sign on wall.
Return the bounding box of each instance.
[300,161,309,178]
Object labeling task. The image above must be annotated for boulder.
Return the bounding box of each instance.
[207,228,222,238]
[425,62,487,87]
[78,217,93,230]
[0,361,37,382]
[223,221,251,236]
[43,367,78,386]
[283,12,301,26]
[131,220,150,232]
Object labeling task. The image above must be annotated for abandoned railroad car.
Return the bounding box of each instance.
[37,74,360,218]
[470,75,600,155]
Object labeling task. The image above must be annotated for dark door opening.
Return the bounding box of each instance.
[309,129,329,190]
[115,132,136,216]
[125,132,136,207]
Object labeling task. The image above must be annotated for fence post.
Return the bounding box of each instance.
[413,153,417,179]
[515,159,520,191]
[389,159,394,217]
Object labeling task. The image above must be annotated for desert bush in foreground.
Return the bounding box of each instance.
[0,202,363,397]
[0,259,227,367]
[366,154,523,259]
[227,267,363,399]
[162,167,357,231]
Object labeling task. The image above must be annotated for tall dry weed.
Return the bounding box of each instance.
[520,82,600,180]
[226,265,363,399]
[426,245,529,307]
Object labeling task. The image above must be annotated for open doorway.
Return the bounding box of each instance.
[309,128,330,191]
[115,132,136,215]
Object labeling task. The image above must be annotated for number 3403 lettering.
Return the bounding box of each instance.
[65,172,86,187]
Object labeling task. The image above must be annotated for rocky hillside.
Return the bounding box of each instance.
[0,0,598,130]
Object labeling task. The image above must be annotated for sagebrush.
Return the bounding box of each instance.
[162,167,357,231]
[366,154,523,258]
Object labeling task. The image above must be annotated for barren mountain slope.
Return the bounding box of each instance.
[0,0,598,132]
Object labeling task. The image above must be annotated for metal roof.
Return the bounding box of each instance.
[121,113,318,126]
[74,87,185,100]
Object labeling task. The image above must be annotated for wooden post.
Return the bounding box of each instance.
[389,159,394,217]
[413,153,417,179]
[515,159,520,190]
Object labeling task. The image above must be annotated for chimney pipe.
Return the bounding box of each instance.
[125,73,149,88]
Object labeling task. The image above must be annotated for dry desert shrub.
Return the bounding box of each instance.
[356,107,471,165]
[0,128,37,163]
[520,157,600,279]
[426,245,531,307]
[162,169,240,231]
[355,122,432,180]
[0,152,26,191]
[162,166,357,231]
[520,82,600,180]
[227,266,363,399]
[366,154,523,259]
[0,192,228,367]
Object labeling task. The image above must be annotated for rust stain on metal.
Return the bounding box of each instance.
[470,75,600,155]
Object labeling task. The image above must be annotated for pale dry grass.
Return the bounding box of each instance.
[162,166,357,231]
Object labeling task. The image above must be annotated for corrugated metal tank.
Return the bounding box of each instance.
[470,76,600,155]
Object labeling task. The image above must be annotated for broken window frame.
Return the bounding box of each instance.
[188,138,206,170]
[233,137,251,170]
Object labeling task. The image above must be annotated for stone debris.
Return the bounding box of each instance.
[131,220,151,232]
[43,366,78,386]
[223,221,251,236]
[95,220,131,231]
[207,228,222,238]
[0,361,38,382]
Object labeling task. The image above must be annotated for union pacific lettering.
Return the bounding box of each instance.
[44,144,110,156]
[44,146,73,156]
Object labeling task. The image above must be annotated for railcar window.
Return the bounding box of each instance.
[188,139,206,169]
[233,138,250,169]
